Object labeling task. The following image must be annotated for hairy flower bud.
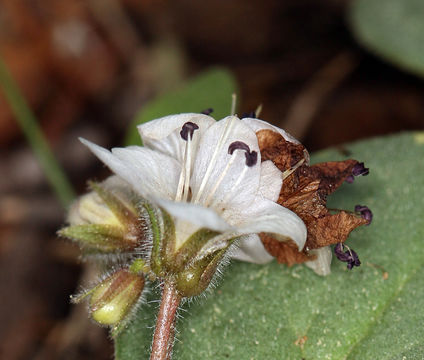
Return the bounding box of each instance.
[73,268,145,329]
[59,177,146,253]
[175,250,224,297]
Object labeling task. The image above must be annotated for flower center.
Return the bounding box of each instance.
[175,118,259,212]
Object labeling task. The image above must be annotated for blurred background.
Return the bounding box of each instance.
[0,1,423,359]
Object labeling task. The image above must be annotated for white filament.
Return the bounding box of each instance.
[193,117,236,204]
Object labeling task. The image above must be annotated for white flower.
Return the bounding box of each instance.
[80,114,307,264]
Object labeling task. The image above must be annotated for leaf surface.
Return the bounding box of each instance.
[349,0,424,77]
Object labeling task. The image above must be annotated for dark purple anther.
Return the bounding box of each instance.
[346,162,369,183]
[201,108,213,115]
[241,111,256,119]
[180,122,199,141]
[228,141,258,167]
[245,150,258,167]
[346,248,361,269]
[355,205,373,224]
[334,243,351,262]
[352,162,369,176]
[334,243,361,270]
[228,141,251,155]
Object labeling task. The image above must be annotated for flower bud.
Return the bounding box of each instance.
[75,268,145,327]
[59,177,146,253]
[175,250,224,297]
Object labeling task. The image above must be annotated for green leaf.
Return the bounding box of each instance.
[349,0,424,77]
[115,132,424,359]
[125,68,238,146]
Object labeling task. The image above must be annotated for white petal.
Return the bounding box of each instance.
[231,234,274,264]
[305,246,332,276]
[191,116,261,210]
[242,118,301,144]
[258,160,283,202]
[154,198,232,233]
[80,138,181,200]
[137,113,215,163]
[230,198,307,251]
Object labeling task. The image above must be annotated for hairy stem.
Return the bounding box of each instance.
[150,281,181,360]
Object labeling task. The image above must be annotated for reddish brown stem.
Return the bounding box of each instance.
[150,281,181,360]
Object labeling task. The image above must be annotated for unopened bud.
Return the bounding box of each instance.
[76,268,145,327]
[175,250,224,297]
[59,177,146,253]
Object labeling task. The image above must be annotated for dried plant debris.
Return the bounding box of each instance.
[257,129,370,273]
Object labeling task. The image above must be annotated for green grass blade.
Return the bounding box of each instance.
[0,56,75,207]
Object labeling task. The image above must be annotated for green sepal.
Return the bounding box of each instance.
[175,248,226,298]
[59,224,130,252]
[160,209,177,269]
[167,228,220,273]
[140,202,176,277]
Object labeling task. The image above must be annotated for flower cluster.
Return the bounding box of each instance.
[59,112,371,333]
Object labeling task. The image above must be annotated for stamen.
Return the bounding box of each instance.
[228,141,250,155]
[203,141,257,207]
[346,162,369,183]
[231,94,237,116]
[334,243,361,270]
[255,104,263,118]
[201,108,213,115]
[193,117,237,204]
[176,122,199,201]
[282,159,305,180]
[182,135,193,202]
[180,122,199,141]
[175,150,186,201]
[228,141,257,167]
[354,205,373,224]
[245,151,258,167]
[352,162,369,176]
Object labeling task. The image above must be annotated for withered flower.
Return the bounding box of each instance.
[246,126,370,275]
